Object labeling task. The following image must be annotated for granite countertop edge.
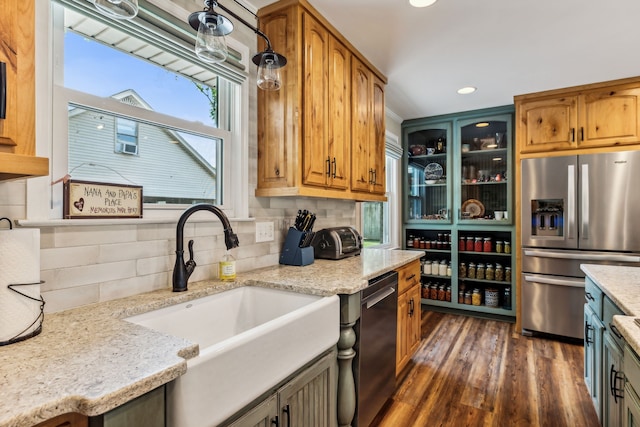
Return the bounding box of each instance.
[0,249,421,427]
[581,264,640,356]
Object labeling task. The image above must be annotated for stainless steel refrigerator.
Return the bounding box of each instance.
[521,150,640,339]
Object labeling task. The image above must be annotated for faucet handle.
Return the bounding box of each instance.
[185,239,197,277]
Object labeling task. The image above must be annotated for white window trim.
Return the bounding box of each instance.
[356,130,402,250]
[26,0,251,223]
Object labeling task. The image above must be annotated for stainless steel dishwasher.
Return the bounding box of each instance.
[354,270,398,427]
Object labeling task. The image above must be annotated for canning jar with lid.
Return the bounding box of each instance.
[505,266,512,282]
[476,263,486,280]
[438,285,446,301]
[459,237,466,251]
[483,237,492,252]
[459,262,467,278]
[466,236,474,251]
[430,284,438,299]
[485,263,495,281]
[464,291,472,305]
[474,237,483,252]
[472,289,482,306]
[495,263,504,281]
[504,241,511,254]
[468,262,476,279]
[445,285,451,302]
[446,262,452,277]
[496,240,503,253]
[438,260,448,276]
[423,260,432,275]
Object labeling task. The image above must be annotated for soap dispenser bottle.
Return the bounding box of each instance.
[219,252,236,281]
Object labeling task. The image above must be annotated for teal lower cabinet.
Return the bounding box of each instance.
[584,302,604,420]
[625,345,640,427]
[223,349,337,427]
[89,386,165,427]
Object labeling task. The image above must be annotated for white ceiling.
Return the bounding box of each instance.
[247,0,640,121]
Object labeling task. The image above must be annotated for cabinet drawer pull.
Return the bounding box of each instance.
[282,404,291,427]
[406,273,416,281]
[409,298,414,317]
[585,322,593,345]
[609,323,623,340]
[570,128,575,142]
[332,157,337,178]
[580,127,584,142]
[585,292,595,302]
[326,157,331,176]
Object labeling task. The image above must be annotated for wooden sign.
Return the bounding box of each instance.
[63,180,143,219]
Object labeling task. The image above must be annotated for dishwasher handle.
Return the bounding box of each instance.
[363,286,396,309]
[524,275,585,288]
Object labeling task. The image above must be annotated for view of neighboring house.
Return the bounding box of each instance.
[67,89,218,204]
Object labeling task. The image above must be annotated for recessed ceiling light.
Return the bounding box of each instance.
[410,0,437,7]
[457,86,477,95]
[475,122,490,128]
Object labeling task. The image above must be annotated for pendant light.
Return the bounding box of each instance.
[94,0,139,20]
[188,0,287,91]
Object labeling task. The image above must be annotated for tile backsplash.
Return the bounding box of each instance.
[1,183,356,313]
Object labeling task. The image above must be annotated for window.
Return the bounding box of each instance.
[359,132,403,248]
[40,0,251,219]
[115,118,139,155]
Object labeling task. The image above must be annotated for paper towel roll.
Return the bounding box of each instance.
[0,228,43,344]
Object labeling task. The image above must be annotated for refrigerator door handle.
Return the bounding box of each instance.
[567,164,576,240]
[524,274,585,288]
[581,163,589,240]
[524,249,640,263]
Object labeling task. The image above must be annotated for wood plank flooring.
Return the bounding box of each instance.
[373,310,600,427]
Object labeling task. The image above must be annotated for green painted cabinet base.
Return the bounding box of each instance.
[224,348,337,427]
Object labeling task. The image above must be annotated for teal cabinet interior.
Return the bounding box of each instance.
[402,105,515,318]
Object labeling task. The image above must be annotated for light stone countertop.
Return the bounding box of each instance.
[580,264,640,356]
[0,248,421,427]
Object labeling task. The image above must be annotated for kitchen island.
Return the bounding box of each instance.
[581,264,640,354]
[0,248,421,427]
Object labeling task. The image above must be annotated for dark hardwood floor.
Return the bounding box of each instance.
[373,309,600,427]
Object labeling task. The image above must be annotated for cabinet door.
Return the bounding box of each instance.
[302,13,329,188]
[405,123,451,221]
[34,413,88,427]
[226,394,278,427]
[396,289,410,375]
[625,384,640,427]
[369,75,386,195]
[584,303,603,420]
[603,333,624,427]
[326,36,350,190]
[350,57,372,193]
[458,115,511,222]
[578,86,640,148]
[407,284,422,357]
[257,8,294,189]
[278,350,337,427]
[517,95,578,153]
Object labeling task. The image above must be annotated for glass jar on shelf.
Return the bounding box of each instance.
[495,263,504,282]
[496,240,504,253]
[438,260,448,276]
[472,289,482,306]
[474,237,483,252]
[485,263,495,281]
[476,263,486,280]
[505,266,512,282]
[483,237,492,252]
[467,262,476,279]
[423,260,432,275]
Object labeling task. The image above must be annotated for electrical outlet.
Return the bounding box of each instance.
[256,221,275,243]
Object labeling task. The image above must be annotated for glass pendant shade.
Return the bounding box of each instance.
[256,53,282,91]
[195,18,229,63]
[94,0,139,19]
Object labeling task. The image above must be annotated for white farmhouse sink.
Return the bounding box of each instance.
[125,286,340,427]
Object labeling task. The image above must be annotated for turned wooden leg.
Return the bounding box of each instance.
[337,322,356,427]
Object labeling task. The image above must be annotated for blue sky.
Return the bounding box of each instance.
[64,31,215,126]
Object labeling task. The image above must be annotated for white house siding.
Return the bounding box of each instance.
[68,111,217,202]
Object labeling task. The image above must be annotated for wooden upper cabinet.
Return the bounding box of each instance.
[302,13,350,191]
[0,0,48,181]
[579,86,640,148]
[516,77,640,155]
[517,95,578,153]
[351,58,385,195]
[256,0,386,201]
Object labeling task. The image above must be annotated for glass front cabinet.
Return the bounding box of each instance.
[402,106,515,318]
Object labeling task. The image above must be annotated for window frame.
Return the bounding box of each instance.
[27,0,251,222]
[357,131,403,249]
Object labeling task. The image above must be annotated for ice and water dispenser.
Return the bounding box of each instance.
[530,199,564,238]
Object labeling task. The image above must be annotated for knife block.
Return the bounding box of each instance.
[279,228,314,266]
